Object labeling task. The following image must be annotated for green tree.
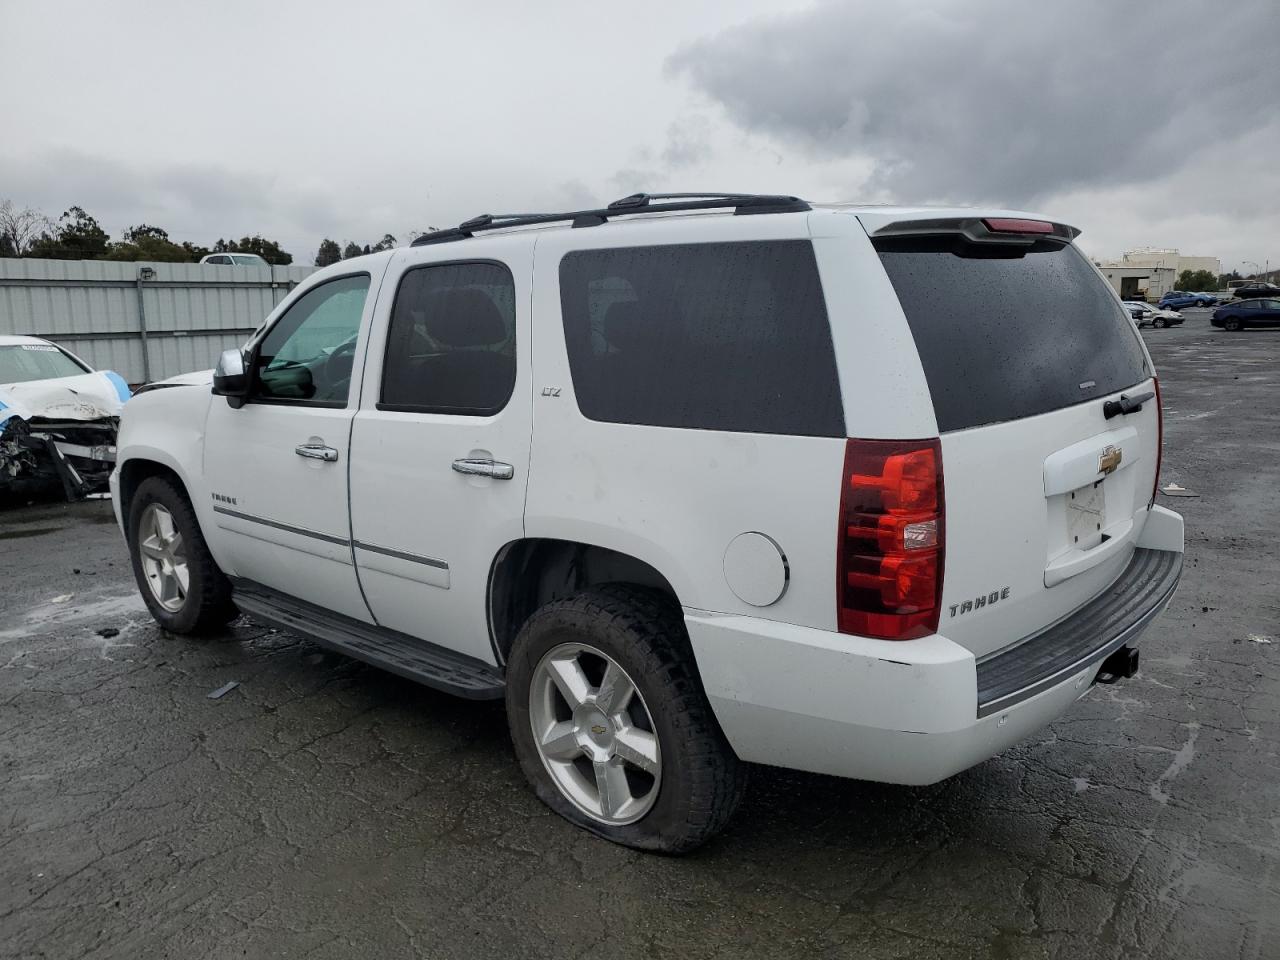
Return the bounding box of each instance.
[341,241,363,260]
[1219,270,1242,287]
[370,233,397,252]
[1177,268,1218,291]
[103,224,194,262]
[27,206,111,260]
[314,238,341,267]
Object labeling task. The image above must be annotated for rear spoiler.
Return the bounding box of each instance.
[865,216,1080,246]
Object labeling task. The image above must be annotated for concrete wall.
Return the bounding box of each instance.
[0,258,317,383]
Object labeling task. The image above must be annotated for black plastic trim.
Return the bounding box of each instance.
[975,547,1182,718]
[230,578,504,699]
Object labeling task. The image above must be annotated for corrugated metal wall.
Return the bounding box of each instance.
[0,258,317,383]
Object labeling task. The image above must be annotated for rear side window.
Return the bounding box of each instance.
[558,241,843,437]
[875,238,1149,432]
[380,262,516,415]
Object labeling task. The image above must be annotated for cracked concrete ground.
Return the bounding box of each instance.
[1,313,1277,959]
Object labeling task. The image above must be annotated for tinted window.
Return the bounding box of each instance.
[206,256,229,265]
[875,238,1149,432]
[380,262,516,415]
[558,241,843,437]
[0,344,88,383]
[254,274,369,404]
[1238,301,1259,310]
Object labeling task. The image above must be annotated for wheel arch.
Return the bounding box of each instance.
[117,455,190,539]
[488,538,683,666]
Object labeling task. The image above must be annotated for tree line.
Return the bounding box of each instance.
[1,198,438,268]
[0,199,294,264]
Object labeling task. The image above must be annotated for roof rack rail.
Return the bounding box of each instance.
[411,192,810,246]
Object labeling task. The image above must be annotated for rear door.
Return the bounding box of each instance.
[347,240,532,663]
[862,215,1159,657]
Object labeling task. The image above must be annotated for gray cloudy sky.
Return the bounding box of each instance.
[2,0,1275,270]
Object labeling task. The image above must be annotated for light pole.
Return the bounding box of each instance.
[1243,260,1261,280]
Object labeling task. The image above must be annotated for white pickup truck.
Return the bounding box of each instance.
[113,193,1183,852]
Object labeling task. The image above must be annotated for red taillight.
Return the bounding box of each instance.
[1152,377,1163,504]
[983,217,1054,235]
[838,438,945,640]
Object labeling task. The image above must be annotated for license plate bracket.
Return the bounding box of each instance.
[1067,480,1105,550]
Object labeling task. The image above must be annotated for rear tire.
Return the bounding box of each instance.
[506,585,745,853]
[128,476,237,634]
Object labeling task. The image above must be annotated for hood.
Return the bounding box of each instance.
[0,370,131,426]
[132,368,213,395]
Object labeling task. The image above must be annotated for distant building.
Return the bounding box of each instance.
[1095,248,1222,300]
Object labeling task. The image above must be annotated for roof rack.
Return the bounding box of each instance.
[411,192,811,246]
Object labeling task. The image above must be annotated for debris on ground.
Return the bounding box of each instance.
[207,681,241,700]
[1161,482,1200,497]
[96,627,120,639]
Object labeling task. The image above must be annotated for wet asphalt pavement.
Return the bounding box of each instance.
[1,310,1278,959]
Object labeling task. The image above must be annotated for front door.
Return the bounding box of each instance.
[348,240,533,663]
[203,269,383,621]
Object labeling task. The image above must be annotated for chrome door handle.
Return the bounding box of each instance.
[452,458,514,480]
[295,443,339,462]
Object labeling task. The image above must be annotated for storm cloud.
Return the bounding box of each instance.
[668,0,1278,206]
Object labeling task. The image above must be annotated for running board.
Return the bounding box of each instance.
[230,579,504,700]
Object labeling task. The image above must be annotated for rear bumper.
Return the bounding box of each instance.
[686,506,1183,785]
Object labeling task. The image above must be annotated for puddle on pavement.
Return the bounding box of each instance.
[0,591,148,641]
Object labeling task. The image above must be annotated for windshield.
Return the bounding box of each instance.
[0,343,89,384]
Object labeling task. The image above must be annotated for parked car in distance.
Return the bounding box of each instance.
[1227,282,1280,300]
[113,194,1184,852]
[200,253,270,267]
[1192,292,1219,305]
[1212,298,1280,330]
[1126,302,1183,329]
[1122,301,1154,322]
[1159,291,1201,309]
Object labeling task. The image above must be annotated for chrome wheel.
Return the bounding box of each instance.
[137,502,189,612]
[529,642,662,825]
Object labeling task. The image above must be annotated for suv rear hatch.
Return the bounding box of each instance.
[862,214,1159,658]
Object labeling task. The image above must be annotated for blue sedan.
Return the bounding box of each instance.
[1211,298,1280,331]
[1160,292,1201,309]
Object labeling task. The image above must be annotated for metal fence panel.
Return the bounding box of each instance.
[0,258,316,383]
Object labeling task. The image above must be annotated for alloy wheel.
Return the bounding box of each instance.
[137,503,189,612]
[529,642,662,825]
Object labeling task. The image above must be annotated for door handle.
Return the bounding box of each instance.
[452,458,514,480]
[295,443,339,462]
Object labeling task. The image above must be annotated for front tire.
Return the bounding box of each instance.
[1154,318,1166,328]
[506,585,745,853]
[128,476,237,634]
[1224,317,1242,331]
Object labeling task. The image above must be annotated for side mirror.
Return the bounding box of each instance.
[212,348,251,408]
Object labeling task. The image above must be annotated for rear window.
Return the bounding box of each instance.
[558,240,843,437]
[875,237,1149,432]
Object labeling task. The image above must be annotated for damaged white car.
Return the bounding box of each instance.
[0,335,131,499]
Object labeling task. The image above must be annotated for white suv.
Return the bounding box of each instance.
[112,193,1184,852]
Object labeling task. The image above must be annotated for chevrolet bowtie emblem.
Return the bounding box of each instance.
[1099,445,1122,476]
